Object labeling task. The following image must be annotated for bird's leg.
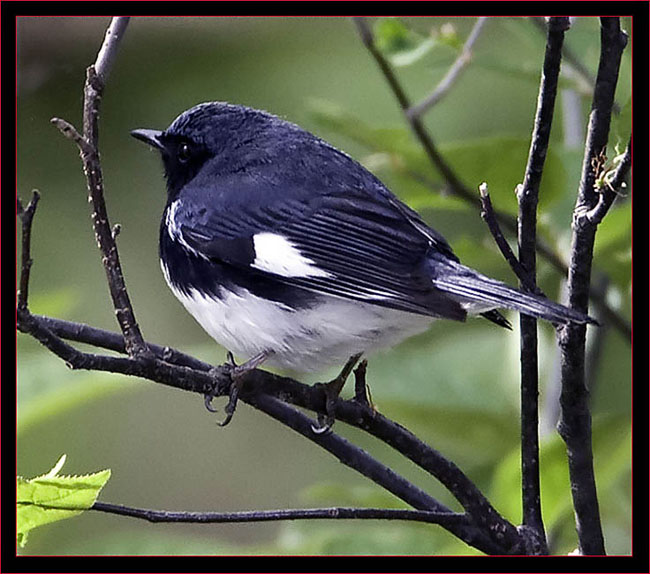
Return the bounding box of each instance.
[311,353,364,434]
[204,350,272,427]
[353,359,375,413]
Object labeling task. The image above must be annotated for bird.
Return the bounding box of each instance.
[131,101,595,429]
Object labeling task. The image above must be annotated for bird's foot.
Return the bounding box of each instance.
[352,359,376,415]
[311,353,364,434]
[204,350,271,427]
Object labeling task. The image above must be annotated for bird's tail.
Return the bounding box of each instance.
[427,254,597,326]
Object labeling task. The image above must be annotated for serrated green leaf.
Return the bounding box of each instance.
[17,456,111,547]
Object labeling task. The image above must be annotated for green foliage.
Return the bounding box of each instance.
[490,415,631,554]
[17,16,631,556]
[309,100,567,216]
[373,18,438,67]
[17,455,111,548]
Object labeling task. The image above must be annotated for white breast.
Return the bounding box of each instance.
[161,261,433,373]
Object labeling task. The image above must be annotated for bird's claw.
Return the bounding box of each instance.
[310,353,363,434]
[310,413,335,435]
[204,392,219,413]
[204,350,271,427]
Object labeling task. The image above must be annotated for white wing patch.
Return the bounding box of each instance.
[251,232,332,278]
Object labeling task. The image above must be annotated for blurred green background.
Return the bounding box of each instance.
[17,16,632,555]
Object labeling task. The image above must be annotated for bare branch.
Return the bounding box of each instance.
[557,16,628,556]
[94,17,131,81]
[50,17,148,358]
[16,190,41,311]
[516,16,570,549]
[92,501,467,528]
[408,18,488,118]
[529,16,621,115]
[50,118,93,156]
[478,182,541,295]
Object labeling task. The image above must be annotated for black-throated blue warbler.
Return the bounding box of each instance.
[131,102,594,429]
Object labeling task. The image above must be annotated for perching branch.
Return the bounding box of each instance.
[556,17,628,556]
[351,16,631,343]
[17,302,519,555]
[16,187,522,554]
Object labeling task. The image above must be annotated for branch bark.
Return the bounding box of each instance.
[92,501,470,529]
[516,17,570,550]
[556,17,628,556]
[51,17,148,359]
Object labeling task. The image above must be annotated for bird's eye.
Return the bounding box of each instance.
[177,142,192,163]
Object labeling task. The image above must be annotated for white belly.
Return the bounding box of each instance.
[162,265,433,373]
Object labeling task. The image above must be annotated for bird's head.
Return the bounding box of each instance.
[131,102,283,198]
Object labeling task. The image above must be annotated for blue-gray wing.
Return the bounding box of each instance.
[172,176,466,320]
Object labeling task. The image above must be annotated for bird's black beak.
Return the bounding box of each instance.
[130,128,165,150]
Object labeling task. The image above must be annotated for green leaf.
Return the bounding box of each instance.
[17,455,111,547]
[373,18,436,67]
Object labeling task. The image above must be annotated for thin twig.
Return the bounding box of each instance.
[408,18,488,118]
[30,314,210,371]
[557,17,628,556]
[92,501,466,527]
[478,183,541,295]
[352,17,477,205]
[94,17,130,81]
[516,16,570,550]
[51,16,148,359]
[529,17,621,115]
[16,191,41,311]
